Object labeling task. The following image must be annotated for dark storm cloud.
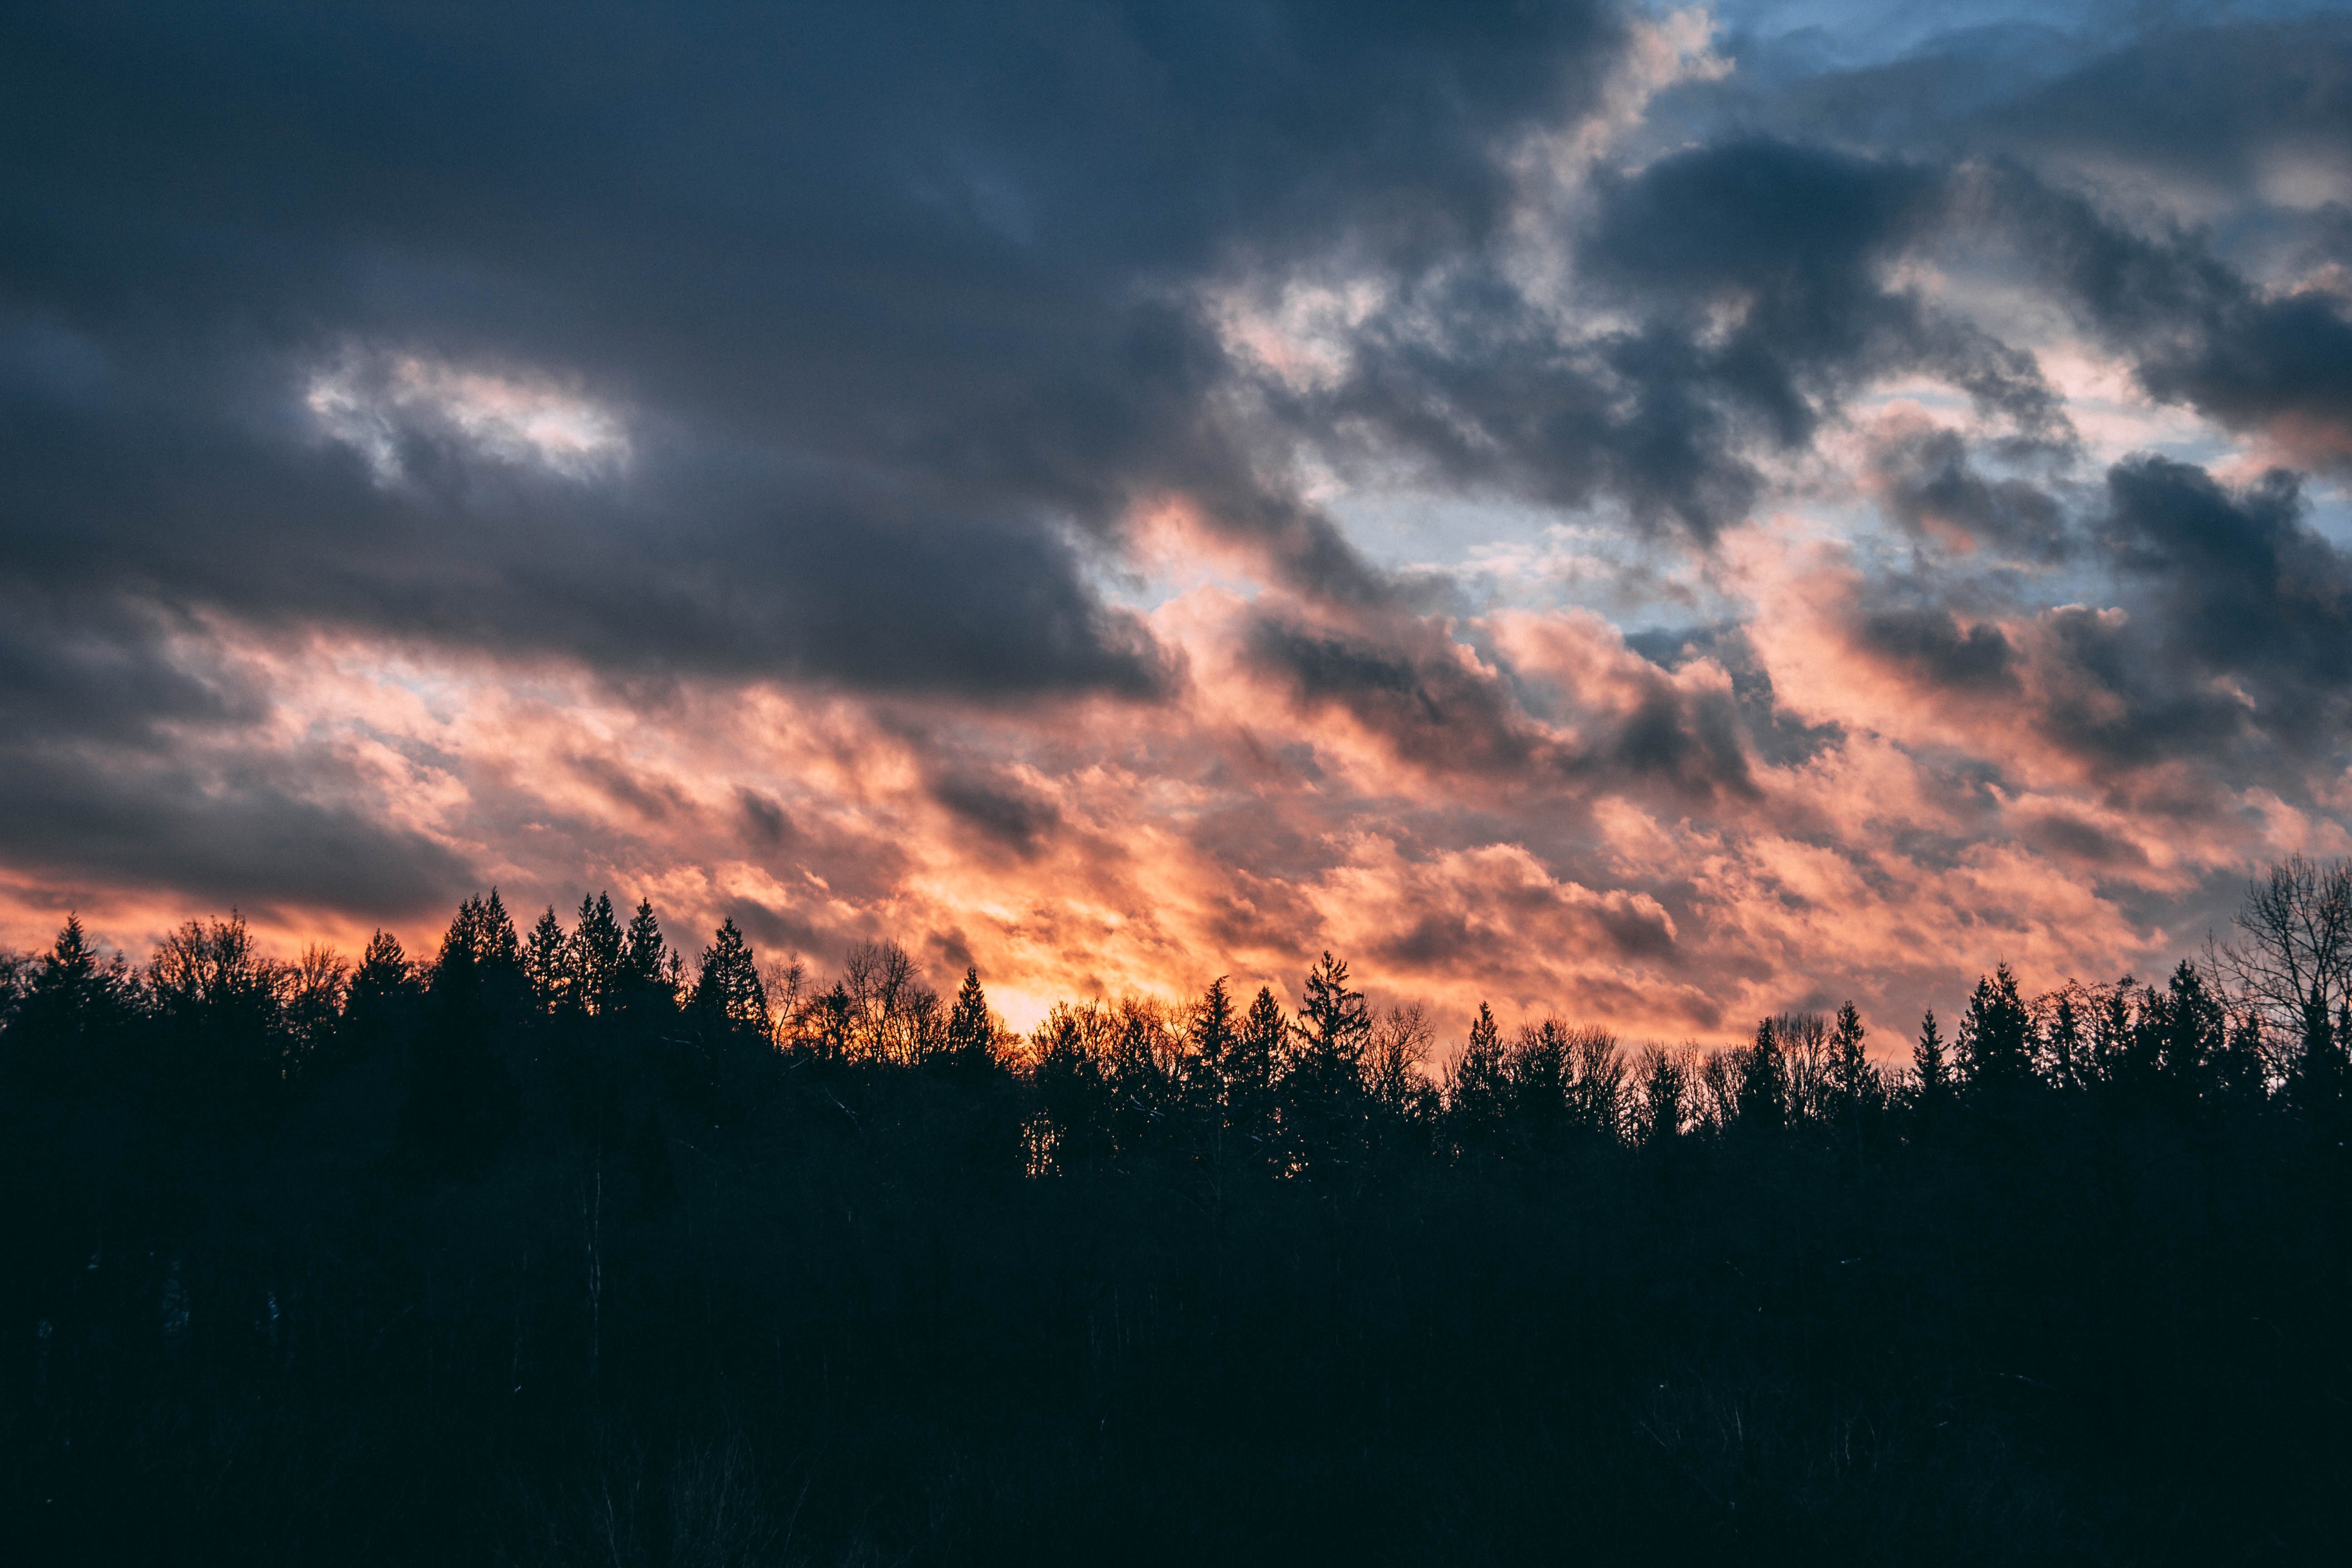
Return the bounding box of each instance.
[1865,423,2068,559]
[1287,137,2065,545]
[930,773,1063,859]
[1248,612,1756,798]
[1661,12,2352,186]
[1992,167,2352,468]
[1250,616,1549,779]
[0,589,475,915]
[2099,457,2352,710]
[0,0,1628,697]
[735,790,795,849]
[1989,15,2352,192]
[1630,15,2352,474]
[0,755,474,920]
[1857,607,2019,693]
[1925,455,2352,784]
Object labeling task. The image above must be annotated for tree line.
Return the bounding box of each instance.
[3,861,2348,1563]
[9,859,2348,1176]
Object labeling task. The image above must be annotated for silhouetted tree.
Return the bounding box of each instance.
[1448,1002,1510,1152]
[438,890,521,981]
[523,906,569,1014]
[568,894,624,1016]
[2147,959,2227,1104]
[1635,1044,1686,1146]
[343,929,418,1060]
[402,896,521,1169]
[1830,1002,1875,1118]
[1566,1026,1625,1142]
[1957,964,2035,1097]
[2289,995,2348,1127]
[1293,952,1370,1097]
[692,919,769,1035]
[1912,1008,1950,1118]
[1030,1001,1117,1171]
[2043,982,2089,1090]
[2092,979,2138,1087]
[842,940,937,1064]
[284,944,348,1071]
[1230,985,1288,1149]
[1509,1019,1571,1144]
[1186,975,1238,1118]
[940,965,995,1080]
[1736,1016,1785,1132]
[7,915,131,1089]
[2217,1008,2269,1106]
[2212,854,2352,1047]
[620,898,668,998]
[1365,1001,1437,1122]
[808,981,854,1061]
[150,912,286,1105]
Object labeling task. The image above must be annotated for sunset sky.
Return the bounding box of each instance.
[5,1,2351,1049]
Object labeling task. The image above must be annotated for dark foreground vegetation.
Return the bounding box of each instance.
[5,863,2352,1565]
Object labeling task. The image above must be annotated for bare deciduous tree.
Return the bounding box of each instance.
[2210,855,2352,1049]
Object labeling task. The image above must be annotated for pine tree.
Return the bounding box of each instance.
[480,889,520,971]
[1636,1044,1685,1147]
[1957,964,2035,1094]
[568,894,623,1016]
[692,919,769,1034]
[404,898,520,1170]
[523,907,569,1014]
[1187,976,1238,1112]
[1449,1002,1510,1150]
[2085,980,2128,1085]
[1510,1019,1571,1139]
[436,891,520,984]
[1293,951,1370,1098]
[2217,1009,2268,1105]
[621,898,667,990]
[2289,993,2347,1126]
[2045,985,2087,1089]
[10,914,127,1086]
[1231,985,1288,1147]
[942,965,994,1074]
[1831,1000,1874,1115]
[44,912,95,987]
[347,929,415,1034]
[1913,1008,1950,1115]
[2154,960,2225,1099]
[1737,1016,1785,1132]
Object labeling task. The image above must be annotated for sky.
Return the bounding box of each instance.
[5,0,2352,1050]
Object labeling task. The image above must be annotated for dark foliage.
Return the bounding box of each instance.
[4,871,2349,1565]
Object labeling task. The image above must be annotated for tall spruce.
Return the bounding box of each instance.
[1913,1008,1950,1114]
[942,965,994,1074]
[1831,1001,1873,1115]
[1957,964,2034,1094]
[568,894,624,1016]
[522,907,568,1014]
[1736,1016,1785,1132]
[1637,1044,1685,1146]
[692,919,769,1034]
[621,898,668,992]
[1187,976,1238,1113]
[1293,951,1371,1099]
[1231,985,1288,1142]
[1449,1002,1510,1150]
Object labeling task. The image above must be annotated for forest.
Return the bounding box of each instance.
[4,862,2349,1564]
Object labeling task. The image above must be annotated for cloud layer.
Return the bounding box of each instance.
[5,1,2351,1050]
